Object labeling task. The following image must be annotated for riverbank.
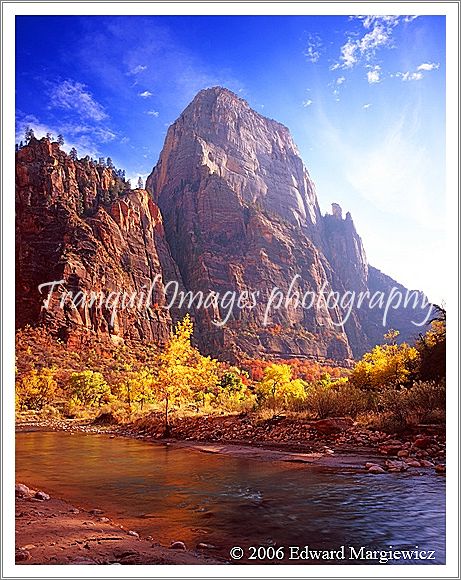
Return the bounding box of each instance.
[15,482,221,565]
[16,413,446,474]
[15,426,446,566]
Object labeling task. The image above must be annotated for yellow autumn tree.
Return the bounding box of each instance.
[256,363,307,412]
[152,315,219,435]
[119,368,155,410]
[16,366,58,411]
[350,330,419,390]
[69,370,111,406]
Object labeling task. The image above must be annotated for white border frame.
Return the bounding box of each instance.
[1,2,459,579]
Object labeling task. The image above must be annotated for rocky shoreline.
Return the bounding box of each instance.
[16,414,446,475]
[15,482,221,565]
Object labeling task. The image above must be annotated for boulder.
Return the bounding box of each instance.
[385,460,408,472]
[397,449,409,458]
[197,542,216,550]
[15,483,32,498]
[312,418,354,435]
[367,465,386,474]
[413,437,433,450]
[15,549,31,562]
[170,541,187,550]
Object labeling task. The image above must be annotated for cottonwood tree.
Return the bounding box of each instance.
[69,370,111,406]
[119,368,155,410]
[16,366,58,411]
[256,363,307,413]
[151,315,219,436]
[349,332,419,390]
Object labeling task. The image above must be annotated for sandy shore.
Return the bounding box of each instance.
[16,483,221,565]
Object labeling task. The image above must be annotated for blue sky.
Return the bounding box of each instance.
[15,15,446,304]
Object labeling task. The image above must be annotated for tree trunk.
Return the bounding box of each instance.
[164,396,170,437]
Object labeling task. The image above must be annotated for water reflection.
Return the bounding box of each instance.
[16,431,445,563]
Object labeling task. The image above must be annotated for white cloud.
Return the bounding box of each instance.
[315,107,444,232]
[332,16,400,70]
[49,80,108,121]
[146,110,159,117]
[417,62,440,71]
[332,39,358,69]
[127,64,147,75]
[363,103,372,109]
[15,114,55,143]
[367,65,381,84]
[302,99,313,107]
[394,62,439,81]
[357,15,400,29]
[15,112,117,158]
[138,90,153,98]
[398,71,424,81]
[336,76,346,85]
[304,33,322,63]
[126,172,150,189]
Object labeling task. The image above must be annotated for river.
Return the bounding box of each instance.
[16,431,445,564]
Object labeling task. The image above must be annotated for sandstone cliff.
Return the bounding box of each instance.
[16,137,178,347]
[147,87,430,359]
[16,88,431,361]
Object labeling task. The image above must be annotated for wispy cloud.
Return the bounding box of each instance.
[417,62,439,71]
[304,33,323,63]
[397,71,424,81]
[393,62,439,82]
[49,80,107,121]
[127,64,147,75]
[146,110,159,117]
[302,99,313,107]
[16,112,117,157]
[72,18,245,110]
[15,113,55,144]
[331,16,401,70]
[138,90,153,98]
[315,104,444,231]
[366,65,381,84]
[330,76,346,101]
[345,115,443,230]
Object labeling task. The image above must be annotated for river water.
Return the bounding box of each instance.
[16,431,445,564]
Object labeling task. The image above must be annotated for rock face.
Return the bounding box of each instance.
[147,88,357,360]
[147,87,430,359]
[16,88,431,360]
[16,138,178,346]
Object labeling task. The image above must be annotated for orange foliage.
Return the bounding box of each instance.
[242,357,348,384]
